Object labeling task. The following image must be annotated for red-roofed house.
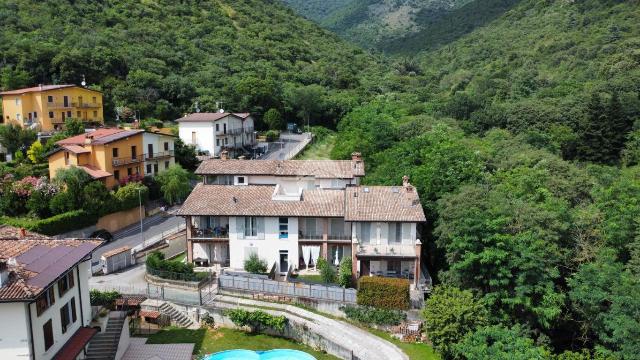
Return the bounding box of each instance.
[176,112,256,158]
[0,84,104,131]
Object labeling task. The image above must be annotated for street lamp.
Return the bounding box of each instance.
[138,188,144,245]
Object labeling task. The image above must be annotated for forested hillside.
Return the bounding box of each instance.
[0,0,385,125]
[333,0,640,358]
[281,0,354,23]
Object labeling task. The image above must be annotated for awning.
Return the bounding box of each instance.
[52,327,98,360]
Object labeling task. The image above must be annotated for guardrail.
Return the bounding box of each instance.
[146,150,174,160]
[112,155,145,166]
[131,222,186,254]
[219,274,357,303]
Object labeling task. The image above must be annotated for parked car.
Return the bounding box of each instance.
[90,229,113,242]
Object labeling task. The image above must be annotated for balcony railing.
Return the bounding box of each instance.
[48,102,72,109]
[146,150,174,160]
[112,155,144,166]
[298,233,351,242]
[356,244,417,258]
[190,226,229,240]
[73,102,101,108]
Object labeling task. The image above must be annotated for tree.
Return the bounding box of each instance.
[422,285,488,358]
[26,140,45,164]
[53,166,92,209]
[63,118,85,137]
[82,181,116,216]
[317,257,335,283]
[453,325,549,360]
[0,124,36,155]
[244,253,267,274]
[337,256,353,288]
[155,164,191,205]
[284,84,325,127]
[263,108,284,130]
[174,138,199,171]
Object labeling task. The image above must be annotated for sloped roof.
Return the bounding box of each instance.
[177,184,345,217]
[0,237,101,301]
[195,159,365,179]
[345,186,426,222]
[52,327,98,360]
[57,128,143,146]
[61,145,91,154]
[175,112,249,123]
[101,246,130,258]
[0,84,75,95]
[78,164,112,179]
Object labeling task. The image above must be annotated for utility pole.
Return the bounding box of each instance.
[138,188,144,245]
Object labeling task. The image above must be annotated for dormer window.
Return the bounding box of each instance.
[235,176,247,185]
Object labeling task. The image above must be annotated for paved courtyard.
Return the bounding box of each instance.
[122,338,193,360]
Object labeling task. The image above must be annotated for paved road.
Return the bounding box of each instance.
[91,209,183,262]
[261,133,310,160]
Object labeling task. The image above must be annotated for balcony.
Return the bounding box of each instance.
[48,102,72,109]
[73,102,101,108]
[190,226,229,240]
[146,150,174,160]
[356,244,417,258]
[112,155,144,166]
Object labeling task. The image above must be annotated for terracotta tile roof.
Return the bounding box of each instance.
[78,164,112,179]
[0,225,48,239]
[0,238,101,301]
[175,112,249,122]
[345,186,426,222]
[61,145,90,154]
[196,159,365,179]
[177,184,345,217]
[52,327,98,360]
[139,310,161,319]
[101,246,130,258]
[116,295,146,307]
[0,84,75,95]
[57,128,143,146]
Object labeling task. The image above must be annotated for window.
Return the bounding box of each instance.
[47,95,53,103]
[76,111,81,117]
[16,114,21,121]
[244,217,258,237]
[63,96,69,107]
[131,146,137,159]
[59,298,77,334]
[33,112,37,118]
[57,271,74,297]
[164,142,169,151]
[146,164,152,174]
[64,152,70,165]
[235,176,247,185]
[112,148,118,157]
[36,287,55,316]
[15,98,20,105]
[165,161,169,169]
[279,217,288,239]
[92,96,97,103]
[216,123,220,132]
[153,164,158,173]
[114,170,120,180]
[66,111,71,118]
[216,139,220,146]
[191,131,197,144]
[127,168,132,176]
[223,123,227,133]
[148,143,153,156]
[43,319,54,351]
[93,111,97,118]
[49,111,54,119]
[210,175,233,185]
[225,138,228,145]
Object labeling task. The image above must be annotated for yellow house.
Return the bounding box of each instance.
[0,84,104,131]
[48,128,177,189]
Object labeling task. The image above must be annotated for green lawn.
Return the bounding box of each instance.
[145,327,339,360]
[367,328,441,360]
[168,252,187,263]
[296,134,335,160]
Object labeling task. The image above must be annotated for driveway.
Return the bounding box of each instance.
[261,133,310,160]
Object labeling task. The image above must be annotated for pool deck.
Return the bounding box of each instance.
[122,338,194,360]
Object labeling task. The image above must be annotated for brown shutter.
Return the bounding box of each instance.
[48,287,55,305]
[43,320,54,350]
[69,272,75,289]
[71,298,77,323]
[60,306,67,333]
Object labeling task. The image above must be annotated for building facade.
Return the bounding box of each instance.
[48,129,176,188]
[176,112,256,157]
[177,155,429,289]
[0,85,104,131]
[0,227,101,360]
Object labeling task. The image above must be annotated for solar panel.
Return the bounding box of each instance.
[24,246,74,273]
[28,243,97,288]
[15,245,50,265]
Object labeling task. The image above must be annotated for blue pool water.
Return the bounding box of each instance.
[205,349,317,360]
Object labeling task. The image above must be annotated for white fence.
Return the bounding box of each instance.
[219,274,357,303]
[131,222,186,253]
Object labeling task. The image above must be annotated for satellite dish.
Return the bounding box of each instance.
[218,108,224,113]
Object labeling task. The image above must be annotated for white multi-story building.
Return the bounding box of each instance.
[177,153,428,289]
[142,130,176,176]
[176,112,256,157]
[0,227,101,360]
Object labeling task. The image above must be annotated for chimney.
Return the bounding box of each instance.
[38,84,43,90]
[0,260,9,288]
[220,150,229,160]
[351,152,362,162]
[403,175,414,193]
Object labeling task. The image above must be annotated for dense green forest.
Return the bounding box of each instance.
[1,0,639,358]
[0,0,387,125]
[281,0,354,23]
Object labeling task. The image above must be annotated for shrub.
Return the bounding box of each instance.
[263,108,284,130]
[201,312,215,328]
[357,276,410,310]
[90,289,120,306]
[265,130,280,142]
[317,257,336,283]
[114,182,148,210]
[145,251,199,281]
[225,308,287,333]
[343,305,407,326]
[338,257,353,288]
[0,210,98,235]
[244,253,267,274]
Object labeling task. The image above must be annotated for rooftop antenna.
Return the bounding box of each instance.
[216,100,224,113]
[81,74,86,87]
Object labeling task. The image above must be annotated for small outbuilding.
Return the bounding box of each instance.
[101,246,134,274]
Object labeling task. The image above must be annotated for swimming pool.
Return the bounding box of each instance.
[205,349,317,360]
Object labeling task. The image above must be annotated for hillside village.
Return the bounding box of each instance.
[0,1,638,360]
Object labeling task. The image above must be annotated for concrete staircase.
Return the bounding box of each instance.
[85,313,126,360]
[159,302,195,328]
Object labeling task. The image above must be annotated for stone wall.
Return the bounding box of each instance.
[97,206,146,233]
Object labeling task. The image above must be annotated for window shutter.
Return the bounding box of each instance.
[71,298,77,323]
[69,272,74,289]
[236,217,245,239]
[60,306,67,333]
[43,320,54,350]
[257,217,265,238]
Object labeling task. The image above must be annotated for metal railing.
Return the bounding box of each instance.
[356,244,417,257]
[47,102,72,109]
[219,274,357,303]
[74,102,101,108]
[190,227,229,239]
[146,150,174,160]
[131,222,186,253]
[112,154,145,166]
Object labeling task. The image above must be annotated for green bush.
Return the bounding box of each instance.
[343,305,407,326]
[225,308,287,333]
[317,257,336,283]
[265,130,280,142]
[338,257,353,288]
[114,182,149,210]
[145,251,200,281]
[357,276,410,310]
[244,253,268,274]
[0,210,98,236]
[90,289,121,306]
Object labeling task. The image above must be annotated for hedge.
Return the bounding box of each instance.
[357,276,410,310]
[343,305,407,326]
[0,209,98,236]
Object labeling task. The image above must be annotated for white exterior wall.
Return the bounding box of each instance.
[178,122,214,154]
[356,222,416,245]
[228,216,299,273]
[142,133,175,176]
[0,302,31,359]
[27,260,92,360]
